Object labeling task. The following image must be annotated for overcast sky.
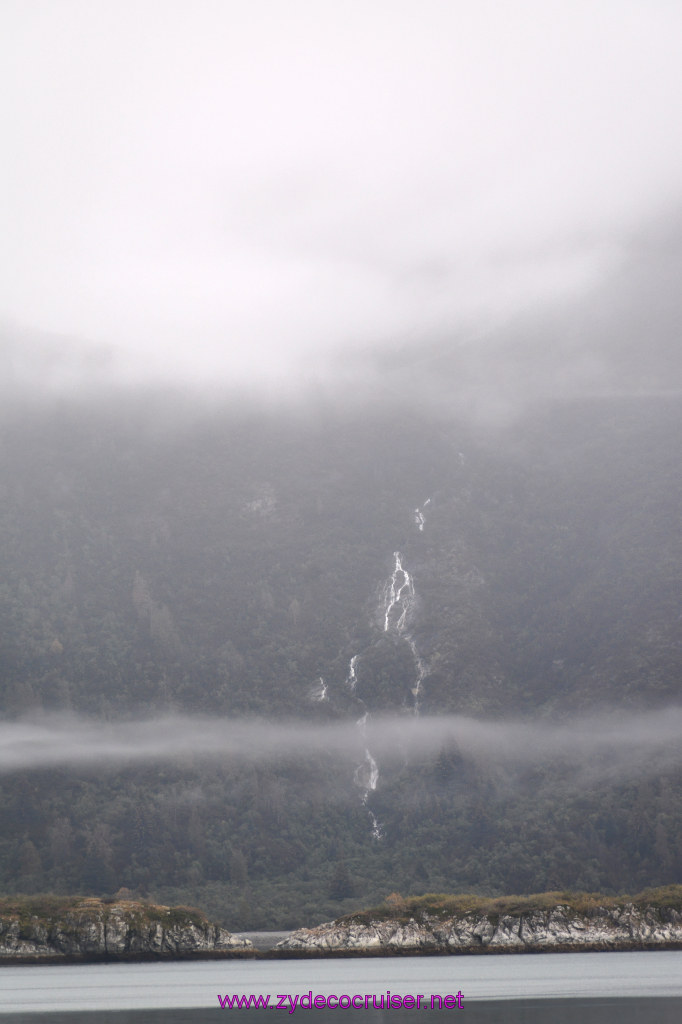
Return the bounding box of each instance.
[2,0,682,402]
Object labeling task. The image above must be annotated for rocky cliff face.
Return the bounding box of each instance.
[0,898,252,960]
[276,904,682,954]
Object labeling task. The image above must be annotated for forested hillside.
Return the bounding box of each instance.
[0,393,680,927]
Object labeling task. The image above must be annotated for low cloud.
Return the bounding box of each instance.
[2,710,680,785]
[2,1,682,418]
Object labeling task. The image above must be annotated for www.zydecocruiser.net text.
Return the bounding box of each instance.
[217,991,464,1011]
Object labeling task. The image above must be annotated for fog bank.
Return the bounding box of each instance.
[2,710,680,783]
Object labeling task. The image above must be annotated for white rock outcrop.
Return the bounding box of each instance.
[276,904,682,953]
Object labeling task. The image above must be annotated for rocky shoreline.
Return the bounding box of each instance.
[274,902,682,957]
[3,892,682,963]
[0,897,252,963]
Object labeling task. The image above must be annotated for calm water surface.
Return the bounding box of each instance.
[2,951,681,1022]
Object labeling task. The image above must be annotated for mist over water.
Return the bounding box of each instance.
[1,710,680,783]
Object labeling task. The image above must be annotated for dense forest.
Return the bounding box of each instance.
[0,391,680,928]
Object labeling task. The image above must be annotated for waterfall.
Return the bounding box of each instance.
[345,655,359,691]
[413,496,431,532]
[383,551,415,633]
[354,711,383,839]
[309,676,328,702]
[381,551,428,712]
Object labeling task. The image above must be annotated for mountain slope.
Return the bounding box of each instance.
[0,394,680,925]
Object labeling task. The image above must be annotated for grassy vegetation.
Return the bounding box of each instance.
[342,885,682,926]
[0,894,210,932]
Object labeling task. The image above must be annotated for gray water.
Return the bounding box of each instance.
[2,951,681,1021]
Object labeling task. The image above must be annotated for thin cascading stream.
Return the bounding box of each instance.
[413,496,431,533]
[345,655,358,692]
[383,551,414,633]
[316,523,433,837]
[309,676,328,702]
[354,710,383,840]
[381,551,427,712]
